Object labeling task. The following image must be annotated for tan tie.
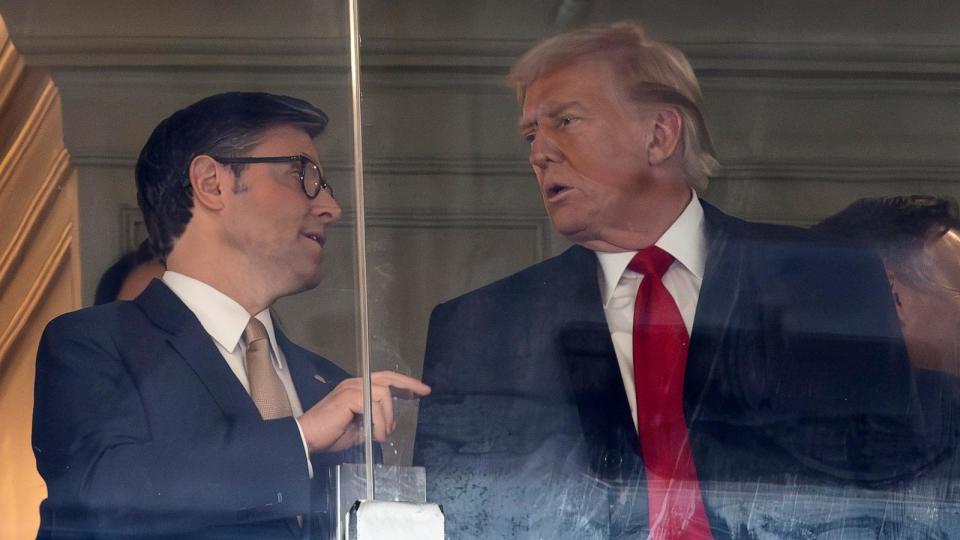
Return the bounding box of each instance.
[243,317,293,420]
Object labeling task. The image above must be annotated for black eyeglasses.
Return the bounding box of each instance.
[209,155,333,199]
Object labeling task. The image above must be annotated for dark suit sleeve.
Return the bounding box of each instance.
[33,314,312,536]
[414,298,612,539]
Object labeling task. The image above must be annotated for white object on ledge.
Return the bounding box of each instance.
[347,500,444,540]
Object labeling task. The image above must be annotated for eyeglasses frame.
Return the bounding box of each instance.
[205,154,333,199]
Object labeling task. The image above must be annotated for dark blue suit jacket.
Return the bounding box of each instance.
[414,202,942,539]
[33,280,355,539]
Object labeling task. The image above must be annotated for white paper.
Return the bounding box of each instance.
[355,500,444,540]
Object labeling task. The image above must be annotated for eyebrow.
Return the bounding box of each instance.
[517,100,583,134]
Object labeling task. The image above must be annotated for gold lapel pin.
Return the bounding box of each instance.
[313,374,327,384]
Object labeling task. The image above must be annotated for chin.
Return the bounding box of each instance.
[549,215,584,237]
[548,205,600,238]
[273,269,324,299]
[304,268,326,290]
[552,221,596,246]
[292,272,324,294]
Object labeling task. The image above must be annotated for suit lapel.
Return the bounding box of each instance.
[135,280,262,421]
[136,282,336,537]
[692,201,742,335]
[273,319,343,410]
[686,201,770,427]
[555,247,641,479]
[685,202,746,424]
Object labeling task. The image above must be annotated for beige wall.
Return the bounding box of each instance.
[0,13,82,539]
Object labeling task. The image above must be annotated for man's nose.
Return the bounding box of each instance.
[529,131,560,170]
[311,190,342,223]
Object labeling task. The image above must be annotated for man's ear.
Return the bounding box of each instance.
[887,269,908,324]
[648,108,682,165]
[188,155,225,211]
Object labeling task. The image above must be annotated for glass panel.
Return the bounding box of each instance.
[357,2,960,539]
[5,1,960,538]
[2,1,373,537]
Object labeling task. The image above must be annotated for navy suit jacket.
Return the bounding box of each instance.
[414,202,941,539]
[33,280,356,539]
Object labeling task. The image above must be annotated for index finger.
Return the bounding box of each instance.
[370,370,431,399]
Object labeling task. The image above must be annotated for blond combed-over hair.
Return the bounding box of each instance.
[507,21,720,190]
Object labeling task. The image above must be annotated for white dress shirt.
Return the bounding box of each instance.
[595,193,707,431]
[161,271,313,476]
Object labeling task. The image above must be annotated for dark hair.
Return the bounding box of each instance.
[135,92,329,262]
[94,240,158,305]
[813,195,960,289]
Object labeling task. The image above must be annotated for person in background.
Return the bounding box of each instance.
[815,195,960,495]
[33,92,430,539]
[414,21,934,539]
[815,195,960,376]
[93,240,165,304]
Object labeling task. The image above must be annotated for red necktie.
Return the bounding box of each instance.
[629,246,713,539]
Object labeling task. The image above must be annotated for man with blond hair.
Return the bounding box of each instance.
[415,21,929,539]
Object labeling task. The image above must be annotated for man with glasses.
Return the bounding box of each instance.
[33,92,430,539]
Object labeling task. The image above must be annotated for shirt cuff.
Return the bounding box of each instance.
[294,417,314,479]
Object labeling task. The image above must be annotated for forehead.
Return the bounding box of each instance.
[930,229,960,267]
[922,228,960,289]
[521,58,627,117]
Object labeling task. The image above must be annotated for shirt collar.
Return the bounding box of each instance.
[596,191,707,307]
[161,271,282,363]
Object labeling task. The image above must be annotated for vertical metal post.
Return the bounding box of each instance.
[346,0,375,501]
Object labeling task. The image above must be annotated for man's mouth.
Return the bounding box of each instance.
[545,183,572,200]
[301,233,325,247]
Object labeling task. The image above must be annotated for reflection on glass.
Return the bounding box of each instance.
[3,3,384,538]
[407,19,960,540]
[29,92,433,538]
[6,1,960,538]
[816,195,960,378]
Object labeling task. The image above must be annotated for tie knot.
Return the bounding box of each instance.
[628,246,675,279]
[243,317,269,346]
